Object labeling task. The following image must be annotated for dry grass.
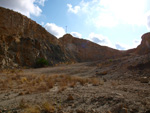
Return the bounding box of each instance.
[53,61,76,67]
[42,102,55,113]
[22,102,56,113]
[96,71,107,76]
[0,69,103,94]
[23,106,41,113]
[111,80,120,86]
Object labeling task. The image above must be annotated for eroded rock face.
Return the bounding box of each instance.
[59,34,122,62]
[0,7,67,68]
[135,32,150,55]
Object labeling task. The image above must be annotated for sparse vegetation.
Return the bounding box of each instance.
[22,102,56,113]
[109,59,113,62]
[1,55,150,113]
[23,106,41,113]
[42,102,55,113]
[0,69,102,95]
[35,58,49,67]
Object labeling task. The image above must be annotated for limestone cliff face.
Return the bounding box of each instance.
[0,7,67,68]
[59,34,122,62]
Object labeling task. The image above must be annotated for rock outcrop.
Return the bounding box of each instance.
[59,34,122,62]
[126,32,150,55]
[135,32,150,55]
[0,7,67,68]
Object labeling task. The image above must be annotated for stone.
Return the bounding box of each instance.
[140,77,149,83]
[67,94,74,101]
[120,107,128,113]
[76,109,85,113]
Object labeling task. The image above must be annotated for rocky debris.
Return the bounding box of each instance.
[0,63,150,112]
[76,109,85,113]
[67,94,74,101]
[140,77,149,83]
[111,105,128,113]
[145,110,150,113]
[96,71,107,76]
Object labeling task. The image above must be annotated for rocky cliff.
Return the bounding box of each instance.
[0,7,124,68]
[1,6,150,68]
[59,34,122,62]
[135,32,150,55]
[0,7,67,68]
[125,32,150,55]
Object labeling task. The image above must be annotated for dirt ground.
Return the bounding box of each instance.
[0,55,150,113]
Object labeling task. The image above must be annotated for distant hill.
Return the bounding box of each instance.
[59,34,122,62]
[0,6,150,68]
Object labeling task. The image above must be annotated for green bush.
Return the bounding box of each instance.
[109,59,112,62]
[36,58,49,67]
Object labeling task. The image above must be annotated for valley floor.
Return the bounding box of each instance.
[0,60,150,113]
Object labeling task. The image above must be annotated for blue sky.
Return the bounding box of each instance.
[0,0,150,50]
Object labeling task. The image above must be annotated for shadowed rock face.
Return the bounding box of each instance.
[59,34,123,62]
[0,7,67,68]
[135,32,150,55]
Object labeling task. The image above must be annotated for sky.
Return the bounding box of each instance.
[0,0,150,50]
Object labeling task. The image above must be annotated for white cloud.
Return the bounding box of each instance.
[88,32,113,48]
[99,0,147,26]
[115,43,129,50]
[147,13,150,29]
[92,13,118,28]
[69,0,150,28]
[87,32,141,50]
[133,39,141,47]
[0,0,45,17]
[41,22,45,26]
[44,23,66,38]
[115,39,141,50]
[35,0,46,6]
[70,32,82,38]
[67,4,80,14]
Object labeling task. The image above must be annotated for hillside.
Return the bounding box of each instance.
[0,7,124,68]
[1,6,150,69]
[0,7,68,68]
[59,34,123,62]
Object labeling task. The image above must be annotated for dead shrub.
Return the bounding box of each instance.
[36,82,48,92]
[42,102,55,113]
[23,106,41,113]
[90,78,100,86]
